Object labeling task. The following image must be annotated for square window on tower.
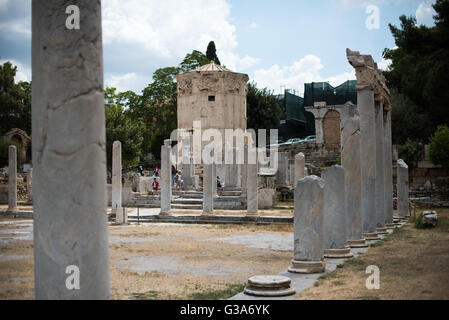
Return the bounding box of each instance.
[208,95,215,102]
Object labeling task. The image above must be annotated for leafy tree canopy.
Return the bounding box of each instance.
[384,0,449,142]
[429,125,449,169]
[0,61,31,136]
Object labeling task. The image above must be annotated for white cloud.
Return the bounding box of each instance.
[1,59,31,82]
[0,0,10,12]
[105,72,149,93]
[332,0,385,9]
[250,22,259,29]
[253,55,356,95]
[102,0,257,72]
[0,16,31,37]
[416,1,436,26]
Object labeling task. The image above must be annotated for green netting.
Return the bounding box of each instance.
[303,80,357,106]
[285,91,306,123]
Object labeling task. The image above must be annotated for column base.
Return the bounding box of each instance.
[324,247,354,259]
[159,210,172,216]
[385,223,396,229]
[364,232,380,240]
[6,207,18,213]
[347,239,369,248]
[288,260,326,274]
[244,275,296,297]
[376,227,388,235]
[246,211,259,217]
[113,207,128,224]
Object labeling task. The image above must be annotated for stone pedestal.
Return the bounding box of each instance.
[160,140,172,215]
[340,103,367,248]
[276,152,289,186]
[323,166,353,259]
[397,159,409,219]
[358,87,378,238]
[375,103,385,230]
[244,275,295,297]
[183,154,194,189]
[289,176,326,274]
[7,145,18,213]
[294,153,305,186]
[32,0,110,299]
[203,154,214,215]
[112,141,124,223]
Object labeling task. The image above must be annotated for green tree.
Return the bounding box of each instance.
[206,41,221,65]
[180,50,209,72]
[246,82,282,135]
[0,62,31,136]
[384,0,449,142]
[105,87,143,170]
[429,125,449,169]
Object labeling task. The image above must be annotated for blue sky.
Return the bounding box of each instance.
[0,0,437,95]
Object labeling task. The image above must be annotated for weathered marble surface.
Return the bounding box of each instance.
[247,147,258,215]
[112,141,122,215]
[375,103,385,228]
[397,159,409,219]
[383,110,394,224]
[340,103,364,242]
[7,145,18,212]
[203,146,214,214]
[358,88,377,234]
[293,176,324,262]
[160,140,172,214]
[27,168,33,202]
[294,153,305,186]
[32,0,109,299]
[276,152,289,186]
[323,166,347,249]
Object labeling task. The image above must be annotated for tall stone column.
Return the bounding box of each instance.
[357,86,379,240]
[160,139,172,215]
[375,103,387,234]
[7,145,18,213]
[27,168,33,203]
[246,147,258,216]
[288,176,326,274]
[276,152,289,186]
[323,166,353,258]
[294,153,305,185]
[341,103,367,248]
[32,0,109,299]
[241,145,248,192]
[182,153,194,189]
[384,110,394,227]
[112,141,126,224]
[203,146,214,215]
[397,159,409,220]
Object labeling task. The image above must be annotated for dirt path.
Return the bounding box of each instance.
[297,209,449,300]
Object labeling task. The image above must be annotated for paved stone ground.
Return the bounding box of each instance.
[230,231,397,300]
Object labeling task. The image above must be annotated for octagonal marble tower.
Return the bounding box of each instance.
[176,61,249,143]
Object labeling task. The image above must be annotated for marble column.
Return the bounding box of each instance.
[247,147,258,216]
[375,103,387,234]
[160,140,172,215]
[112,141,126,224]
[32,0,109,299]
[357,86,379,240]
[203,146,214,214]
[241,145,248,193]
[276,152,289,186]
[384,110,394,227]
[183,153,194,189]
[340,103,367,248]
[288,176,326,274]
[7,145,18,213]
[27,168,33,203]
[397,159,409,220]
[323,166,353,258]
[294,153,305,186]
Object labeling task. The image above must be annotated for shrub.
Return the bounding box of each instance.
[398,139,424,169]
[429,125,449,169]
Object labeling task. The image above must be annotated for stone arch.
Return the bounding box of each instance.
[323,109,341,149]
[3,128,31,164]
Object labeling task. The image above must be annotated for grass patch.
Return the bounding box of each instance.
[188,283,245,300]
[356,295,380,300]
[345,258,365,266]
[332,281,345,286]
[414,213,435,230]
[131,290,159,300]
[318,272,338,281]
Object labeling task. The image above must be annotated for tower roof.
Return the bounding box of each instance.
[194,60,233,72]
